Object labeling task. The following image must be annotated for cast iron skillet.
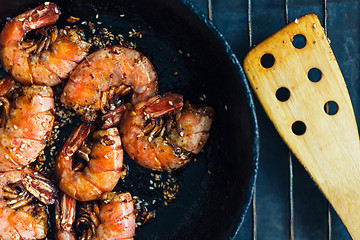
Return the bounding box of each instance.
[0,0,259,239]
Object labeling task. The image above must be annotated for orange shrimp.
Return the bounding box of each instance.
[55,122,123,201]
[113,92,214,171]
[55,192,135,240]
[0,168,59,240]
[0,2,90,86]
[61,45,158,121]
[0,77,54,171]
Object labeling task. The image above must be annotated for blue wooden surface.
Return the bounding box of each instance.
[188,0,359,239]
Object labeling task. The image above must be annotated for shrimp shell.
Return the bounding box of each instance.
[61,45,158,121]
[55,123,123,201]
[0,80,54,171]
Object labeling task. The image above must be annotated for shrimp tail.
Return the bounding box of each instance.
[55,193,77,240]
[0,3,60,47]
[20,3,60,33]
[55,122,92,182]
[143,93,183,118]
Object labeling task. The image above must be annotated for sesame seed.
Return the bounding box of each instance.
[13,125,18,130]
[44,2,49,5]
[96,14,99,19]
[104,155,108,159]
[168,101,173,106]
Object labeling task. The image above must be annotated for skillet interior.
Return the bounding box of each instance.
[0,0,259,239]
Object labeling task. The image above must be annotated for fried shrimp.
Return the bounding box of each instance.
[0,168,58,240]
[55,192,135,240]
[61,45,158,121]
[0,77,54,171]
[0,2,90,86]
[55,123,123,201]
[106,92,214,171]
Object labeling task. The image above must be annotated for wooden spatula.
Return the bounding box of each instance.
[243,13,360,239]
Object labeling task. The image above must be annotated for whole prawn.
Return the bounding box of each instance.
[0,2,90,86]
[0,168,58,240]
[55,122,124,201]
[0,77,54,171]
[61,45,158,121]
[105,92,214,171]
[55,192,135,240]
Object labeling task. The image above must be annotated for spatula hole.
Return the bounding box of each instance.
[292,34,306,49]
[260,53,275,68]
[308,68,322,82]
[292,121,306,135]
[324,101,338,115]
[276,87,290,102]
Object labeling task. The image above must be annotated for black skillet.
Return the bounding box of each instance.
[0,0,259,239]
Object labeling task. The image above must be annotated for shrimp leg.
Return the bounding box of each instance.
[55,193,76,240]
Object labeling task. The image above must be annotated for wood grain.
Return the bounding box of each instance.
[243,13,360,239]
